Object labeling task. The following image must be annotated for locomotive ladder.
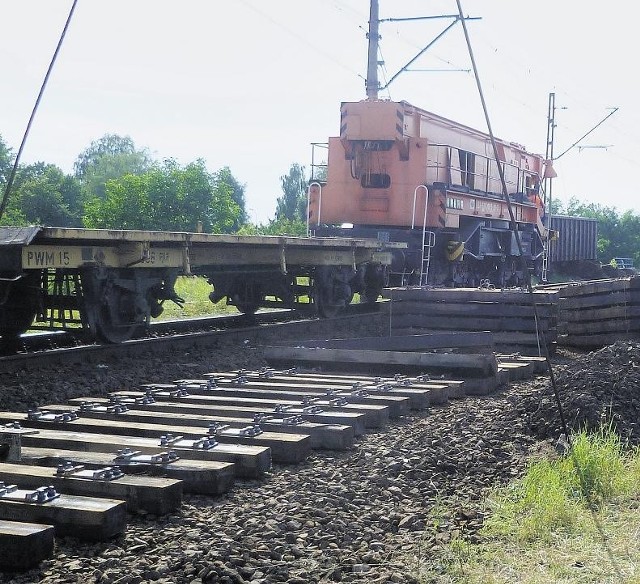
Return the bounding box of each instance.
[412,185,436,286]
[541,237,549,283]
[420,229,436,286]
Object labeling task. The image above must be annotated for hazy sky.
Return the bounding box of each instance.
[1,1,637,223]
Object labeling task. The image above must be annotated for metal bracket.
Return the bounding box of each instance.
[328,397,348,407]
[27,409,78,423]
[0,482,59,504]
[257,367,275,379]
[229,373,248,385]
[253,413,273,424]
[159,434,217,450]
[395,378,413,387]
[196,379,217,391]
[207,422,231,434]
[274,404,323,415]
[55,462,124,481]
[79,402,129,415]
[237,425,263,437]
[113,448,180,465]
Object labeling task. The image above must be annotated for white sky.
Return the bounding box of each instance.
[1,1,637,223]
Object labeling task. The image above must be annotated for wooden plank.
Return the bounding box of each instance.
[564,319,640,335]
[183,379,412,417]
[19,429,270,479]
[558,278,632,297]
[496,355,547,373]
[388,300,556,318]
[119,388,391,429]
[0,520,54,570]
[389,313,555,333]
[18,447,234,496]
[560,331,640,348]
[67,396,368,437]
[385,287,558,304]
[0,411,309,465]
[0,491,126,541]
[269,331,495,352]
[263,346,498,376]
[458,374,502,395]
[560,304,640,322]
[388,327,555,352]
[253,371,465,402]
[497,361,534,380]
[194,375,425,412]
[43,403,354,451]
[558,290,633,309]
[0,462,182,516]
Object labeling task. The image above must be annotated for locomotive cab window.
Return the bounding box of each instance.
[360,173,391,188]
[459,150,475,189]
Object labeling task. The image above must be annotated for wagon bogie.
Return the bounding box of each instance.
[0,227,401,342]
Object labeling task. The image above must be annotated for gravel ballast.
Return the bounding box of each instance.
[1,322,637,584]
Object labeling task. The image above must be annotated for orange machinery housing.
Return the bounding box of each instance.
[309,99,549,287]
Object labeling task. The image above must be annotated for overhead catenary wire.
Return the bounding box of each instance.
[0,0,79,224]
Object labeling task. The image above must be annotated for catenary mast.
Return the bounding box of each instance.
[365,0,380,100]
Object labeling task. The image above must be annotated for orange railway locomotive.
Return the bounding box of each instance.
[308,98,552,287]
[308,1,554,288]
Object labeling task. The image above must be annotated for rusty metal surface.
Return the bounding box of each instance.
[0,226,41,246]
[35,227,406,250]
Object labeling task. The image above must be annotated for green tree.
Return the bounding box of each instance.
[215,167,247,230]
[3,163,82,227]
[236,218,307,236]
[74,134,151,200]
[275,163,307,223]
[0,135,13,187]
[83,159,242,233]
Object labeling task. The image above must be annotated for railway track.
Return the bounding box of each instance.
[0,310,546,580]
[0,303,382,370]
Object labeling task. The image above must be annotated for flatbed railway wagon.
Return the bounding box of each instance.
[0,226,403,343]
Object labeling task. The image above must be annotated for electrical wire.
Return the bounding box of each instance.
[237,0,363,81]
[0,0,79,224]
[455,1,623,577]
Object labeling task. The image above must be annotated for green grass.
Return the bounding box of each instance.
[155,275,235,320]
[413,427,640,583]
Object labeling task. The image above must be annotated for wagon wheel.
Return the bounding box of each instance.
[82,270,145,343]
[359,264,386,305]
[0,272,40,341]
[313,266,353,318]
[231,279,264,315]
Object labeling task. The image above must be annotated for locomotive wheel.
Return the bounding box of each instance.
[0,272,40,340]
